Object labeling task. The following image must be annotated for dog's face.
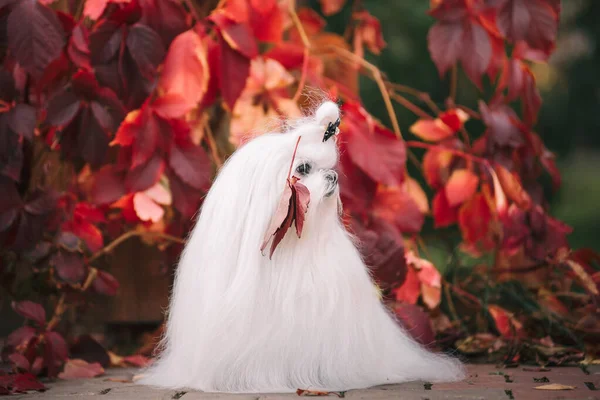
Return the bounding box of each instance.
[290,136,339,204]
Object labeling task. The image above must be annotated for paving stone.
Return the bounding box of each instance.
[8,365,600,400]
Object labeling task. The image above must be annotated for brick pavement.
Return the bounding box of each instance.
[8,364,600,399]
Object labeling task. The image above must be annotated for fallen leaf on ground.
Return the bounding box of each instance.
[104,377,132,383]
[296,388,345,397]
[58,359,104,379]
[534,384,575,390]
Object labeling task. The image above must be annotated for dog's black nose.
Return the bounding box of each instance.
[325,170,338,185]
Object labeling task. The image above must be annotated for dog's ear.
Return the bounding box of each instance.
[315,101,340,129]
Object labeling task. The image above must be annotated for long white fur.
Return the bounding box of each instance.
[138,101,465,393]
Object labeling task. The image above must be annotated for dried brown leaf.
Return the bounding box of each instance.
[534,384,575,390]
[260,137,311,259]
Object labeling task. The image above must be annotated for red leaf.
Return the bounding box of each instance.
[263,43,305,70]
[45,91,81,128]
[50,251,86,284]
[7,104,37,140]
[394,303,435,347]
[427,4,493,87]
[219,37,251,109]
[373,186,424,234]
[68,24,92,70]
[341,102,406,185]
[293,180,310,238]
[410,109,468,142]
[249,0,283,43]
[261,138,311,258]
[7,0,66,78]
[494,164,531,209]
[350,217,406,289]
[338,148,377,212]
[131,110,160,169]
[9,353,30,371]
[422,147,455,190]
[58,359,104,379]
[320,0,346,15]
[352,11,386,57]
[83,0,110,20]
[139,0,189,45]
[540,149,561,191]
[395,266,420,304]
[488,304,523,339]
[210,11,258,59]
[125,154,165,193]
[445,169,479,207]
[123,354,151,367]
[458,192,494,252]
[250,0,274,15]
[459,20,492,88]
[12,301,46,327]
[126,24,165,80]
[167,170,203,217]
[44,331,68,377]
[92,166,126,205]
[522,69,541,126]
[168,143,212,190]
[111,109,141,148]
[11,373,46,393]
[92,270,119,296]
[260,181,295,258]
[62,220,103,253]
[6,326,37,348]
[133,192,164,222]
[155,30,210,118]
[496,0,558,54]
[295,8,326,36]
[427,21,463,77]
[479,101,523,147]
[432,190,458,228]
[45,331,68,362]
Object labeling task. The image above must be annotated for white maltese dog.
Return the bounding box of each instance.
[138,101,465,393]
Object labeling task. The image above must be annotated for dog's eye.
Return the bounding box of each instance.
[295,162,312,176]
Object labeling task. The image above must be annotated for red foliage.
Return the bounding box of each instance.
[0,0,597,381]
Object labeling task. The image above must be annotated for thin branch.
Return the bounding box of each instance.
[204,122,223,168]
[387,83,442,114]
[288,136,302,180]
[459,127,471,149]
[457,105,481,120]
[183,0,202,23]
[73,0,86,20]
[406,141,489,166]
[448,283,483,308]
[81,267,98,291]
[491,262,549,275]
[88,231,185,264]
[328,46,402,139]
[46,294,66,331]
[444,282,461,323]
[293,47,310,102]
[389,92,431,120]
[406,150,423,174]
[288,3,311,49]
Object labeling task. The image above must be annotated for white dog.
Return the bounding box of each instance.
[138,101,465,393]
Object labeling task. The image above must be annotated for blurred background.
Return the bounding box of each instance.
[319,0,600,252]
